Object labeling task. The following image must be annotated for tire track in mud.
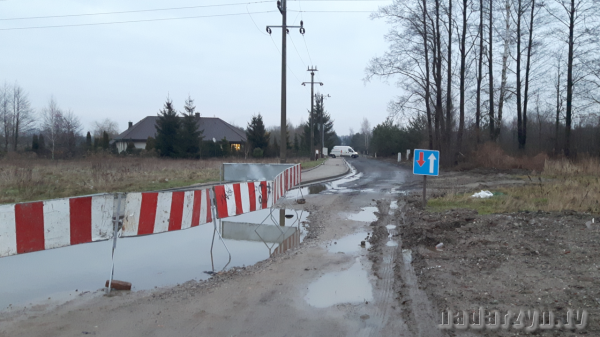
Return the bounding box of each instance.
[394,200,449,337]
[361,197,410,337]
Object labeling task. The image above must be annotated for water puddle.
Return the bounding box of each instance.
[386,241,398,247]
[327,232,371,254]
[389,200,399,215]
[285,184,328,199]
[0,208,308,311]
[390,188,409,195]
[402,249,413,264]
[346,206,378,223]
[286,165,371,197]
[305,258,373,308]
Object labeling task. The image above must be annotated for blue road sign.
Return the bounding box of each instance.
[413,149,439,176]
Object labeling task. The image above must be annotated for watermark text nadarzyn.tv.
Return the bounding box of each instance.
[438,307,588,331]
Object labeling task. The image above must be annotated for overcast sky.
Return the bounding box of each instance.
[1,0,398,136]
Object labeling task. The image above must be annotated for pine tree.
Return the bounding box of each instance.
[293,134,299,152]
[303,98,337,152]
[272,137,280,157]
[32,135,39,153]
[85,132,92,152]
[38,134,46,155]
[154,97,181,157]
[145,137,156,151]
[221,137,231,157]
[179,96,203,158]
[246,113,270,152]
[102,131,109,150]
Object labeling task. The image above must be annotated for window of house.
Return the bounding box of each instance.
[231,143,241,151]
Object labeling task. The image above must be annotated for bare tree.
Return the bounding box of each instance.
[360,118,371,150]
[10,83,35,151]
[497,0,512,142]
[475,0,485,143]
[41,97,63,160]
[62,110,82,155]
[488,0,496,141]
[91,118,119,139]
[547,0,600,156]
[0,83,11,152]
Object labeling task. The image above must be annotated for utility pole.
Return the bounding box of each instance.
[267,1,305,163]
[318,93,331,158]
[302,66,323,160]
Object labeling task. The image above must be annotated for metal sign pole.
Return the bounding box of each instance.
[106,193,122,294]
[423,176,427,207]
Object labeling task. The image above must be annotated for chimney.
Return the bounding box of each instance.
[128,121,133,129]
[195,113,200,118]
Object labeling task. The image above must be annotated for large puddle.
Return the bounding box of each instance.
[346,206,378,223]
[0,208,307,311]
[327,232,371,254]
[286,165,371,198]
[305,258,373,308]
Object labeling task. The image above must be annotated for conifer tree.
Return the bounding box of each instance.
[32,134,39,153]
[246,113,270,152]
[179,96,203,158]
[154,97,181,157]
[102,131,109,150]
[85,132,92,151]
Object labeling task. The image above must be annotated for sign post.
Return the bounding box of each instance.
[413,149,440,207]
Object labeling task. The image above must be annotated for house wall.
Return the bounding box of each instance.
[116,141,146,153]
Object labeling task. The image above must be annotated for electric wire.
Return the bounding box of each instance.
[289,10,374,12]
[0,11,277,31]
[0,1,272,21]
[268,34,303,83]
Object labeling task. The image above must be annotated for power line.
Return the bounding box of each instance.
[0,1,272,21]
[289,10,374,12]
[289,0,387,1]
[0,11,277,31]
[289,34,308,68]
[268,34,303,85]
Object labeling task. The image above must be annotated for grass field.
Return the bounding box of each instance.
[301,158,326,170]
[428,157,600,215]
[0,155,314,205]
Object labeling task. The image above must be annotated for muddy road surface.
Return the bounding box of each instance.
[1,157,440,337]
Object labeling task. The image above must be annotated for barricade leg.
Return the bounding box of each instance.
[106,193,123,294]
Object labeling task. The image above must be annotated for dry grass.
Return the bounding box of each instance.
[0,154,298,205]
[430,157,600,215]
[457,142,548,171]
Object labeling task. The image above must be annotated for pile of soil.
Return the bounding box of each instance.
[396,194,600,335]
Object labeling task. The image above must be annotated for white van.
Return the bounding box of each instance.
[330,146,359,158]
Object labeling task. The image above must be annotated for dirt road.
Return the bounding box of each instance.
[1,157,441,337]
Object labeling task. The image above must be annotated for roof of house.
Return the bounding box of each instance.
[113,116,247,143]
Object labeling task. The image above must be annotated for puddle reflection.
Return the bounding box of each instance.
[346,207,378,223]
[305,258,373,308]
[0,208,308,311]
[327,232,371,254]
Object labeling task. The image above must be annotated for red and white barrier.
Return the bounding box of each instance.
[0,194,114,258]
[0,164,304,258]
[214,181,272,219]
[271,228,300,256]
[122,189,212,237]
[271,164,301,205]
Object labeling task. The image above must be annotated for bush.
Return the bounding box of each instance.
[253,147,264,158]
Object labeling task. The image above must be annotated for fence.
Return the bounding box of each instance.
[0,164,302,281]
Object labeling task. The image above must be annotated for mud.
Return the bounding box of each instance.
[394,193,600,335]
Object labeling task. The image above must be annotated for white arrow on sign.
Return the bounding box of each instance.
[428,153,436,173]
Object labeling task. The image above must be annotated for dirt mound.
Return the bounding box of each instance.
[396,194,600,334]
